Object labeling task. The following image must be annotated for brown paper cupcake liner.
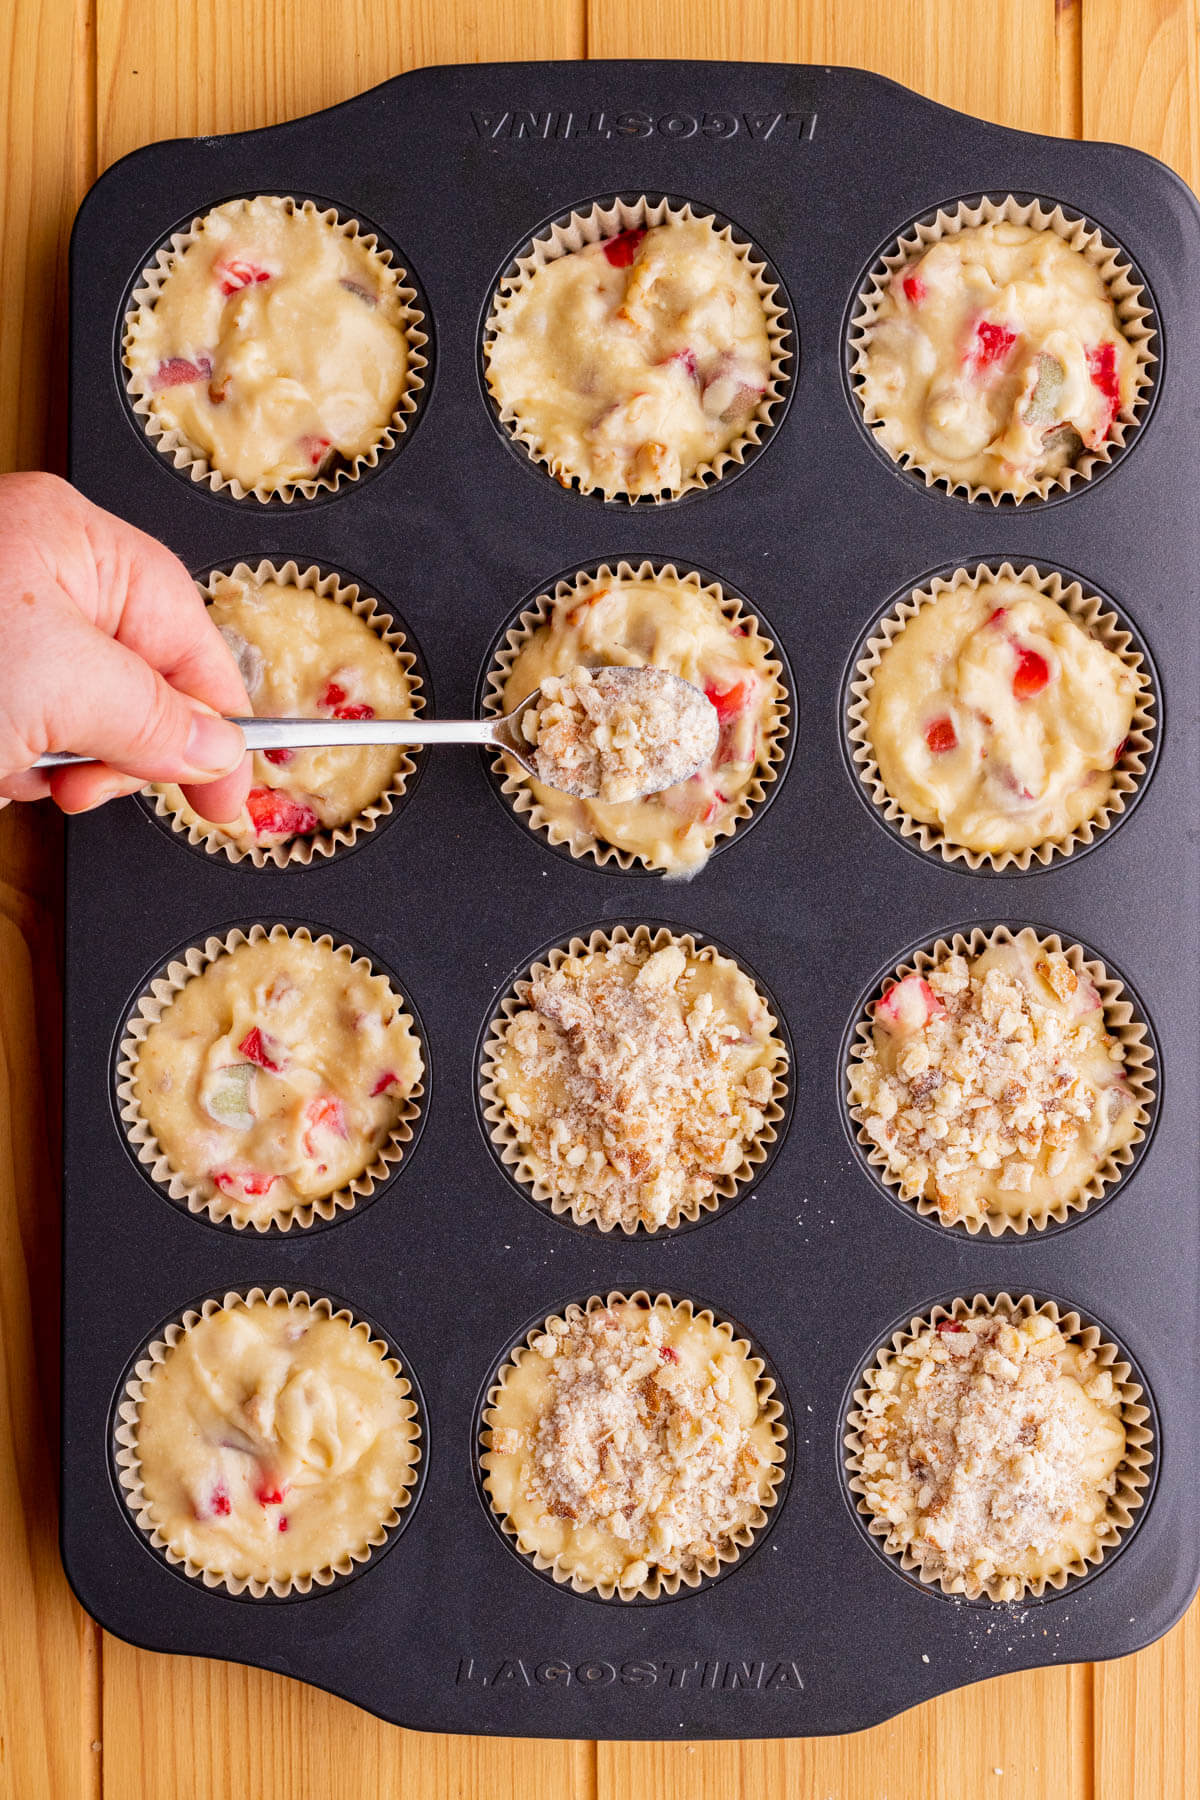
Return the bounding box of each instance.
[481,1290,788,1599]
[149,559,426,868]
[845,925,1155,1237]
[844,1292,1153,1602]
[123,196,429,502]
[116,923,425,1232]
[480,923,789,1234]
[849,195,1157,503]
[114,1287,422,1597]
[481,560,789,873]
[483,195,792,502]
[847,561,1156,871]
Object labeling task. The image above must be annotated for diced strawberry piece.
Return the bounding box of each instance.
[1087,341,1121,437]
[370,1071,398,1097]
[320,680,348,710]
[902,273,926,305]
[875,974,944,1032]
[987,607,1008,627]
[968,320,1017,370]
[1012,647,1051,699]
[217,258,273,296]
[924,716,957,754]
[202,1482,232,1518]
[246,785,319,839]
[704,674,756,724]
[278,1516,289,1532]
[659,1344,679,1363]
[255,1482,285,1506]
[263,746,294,766]
[936,1319,966,1335]
[602,227,647,268]
[237,1027,286,1073]
[304,1095,347,1157]
[153,355,212,389]
[298,434,332,469]
[333,702,375,721]
[212,1169,278,1200]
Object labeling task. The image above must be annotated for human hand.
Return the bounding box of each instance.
[0,471,250,819]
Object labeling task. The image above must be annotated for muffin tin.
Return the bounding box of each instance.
[62,61,1199,1737]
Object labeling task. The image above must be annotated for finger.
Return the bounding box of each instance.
[49,766,147,814]
[0,769,54,804]
[180,753,253,824]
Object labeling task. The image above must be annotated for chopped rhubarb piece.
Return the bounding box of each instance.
[217,258,273,296]
[1012,647,1051,699]
[263,746,294,766]
[1024,352,1065,427]
[1111,737,1127,766]
[924,716,958,754]
[339,278,377,306]
[936,1319,966,1335]
[662,347,698,379]
[304,1094,347,1158]
[659,1344,679,1363]
[278,1516,289,1532]
[237,1026,286,1073]
[333,701,375,721]
[968,319,1017,371]
[703,674,756,724]
[1087,342,1121,410]
[320,680,348,710]
[212,1169,278,1200]
[370,1071,398,1097]
[153,355,212,389]
[986,607,1008,627]
[875,974,944,1032]
[298,434,332,469]
[202,1063,256,1132]
[700,790,729,826]
[602,227,646,268]
[902,273,925,305]
[246,785,320,839]
[202,1482,232,1518]
[255,1482,285,1506]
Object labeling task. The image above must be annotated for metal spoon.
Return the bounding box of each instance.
[33,667,719,801]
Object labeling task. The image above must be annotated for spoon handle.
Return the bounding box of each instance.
[32,716,503,769]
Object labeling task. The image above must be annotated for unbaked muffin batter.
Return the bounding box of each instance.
[498,576,781,873]
[859,222,1138,496]
[866,578,1139,855]
[127,196,414,491]
[855,1309,1128,1600]
[157,572,418,842]
[492,938,783,1231]
[486,218,773,497]
[133,936,423,1226]
[849,940,1138,1226]
[483,1297,781,1594]
[133,1300,418,1586]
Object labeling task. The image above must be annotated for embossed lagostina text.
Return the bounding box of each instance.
[470,109,816,144]
[455,1656,805,1691]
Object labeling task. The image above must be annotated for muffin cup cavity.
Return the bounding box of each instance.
[843,1292,1154,1603]
[113,1286,423,1598]
[844,924,1156,1238]
[147,559,427,869]
[116,923,426,1233]
[479,922,790,1236]
[846,561,1157,872]
[122,195,430,502]
[480,1289,788,1600]
[848,194,1157,504]
[480,560,790,874]
[482,194,793,503]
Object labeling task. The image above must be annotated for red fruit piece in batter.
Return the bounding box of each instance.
[304,1095,347,1157]
[602,227,647,268]
[333,702,375,721]
[1012,647,1051,698]
[902,274,926,304]
[875,974,943,1031]
[263,746,294,766]
[320,680,347,710]
[212,1169,278,1200]
[699,791,729,826]
[299,434,332,469]
[704,674,756,723]
[238,1027,286,1073]
[986,607,1008,627]
[198,1482,232,1519]
[924,716,958,754]
[246,786,319,838]
[663,347,699,379]
[1111,737,1128,766]
[153,355,212,389]
[1087,341,1121,435]
[936,1319,966,1335]
[659,1344,679,1364]
[255,1482,286,1506]
[968,320,1017,370]
[370,1071,398,1097]
[217,258,273,296]
[278,1516,289,1532]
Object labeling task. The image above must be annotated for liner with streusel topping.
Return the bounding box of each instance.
[479,923,790,1235]
[843,1292,1154,1603]
[481,560,790,874]
[844,925,1156,1236]
[848,194,1157,503]
[846,561,1157,872]
[148,559,427,869]
[113,1286,423,1598]
[122,195,429,502]
[482,195,792,502]
[480,1290,788,1600]
[116,923,426,1233]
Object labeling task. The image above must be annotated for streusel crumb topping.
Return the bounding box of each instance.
[494,940,781,1230]
[849,941,1136,1225]
[522,664,717,803]
[856,1310,1127,1599]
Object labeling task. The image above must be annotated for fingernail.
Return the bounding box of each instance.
[184,711,244,775]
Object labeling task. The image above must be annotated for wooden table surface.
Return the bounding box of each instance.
[2,2,1197,1795]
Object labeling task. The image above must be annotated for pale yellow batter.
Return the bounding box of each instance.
[126,196,414,491]
[483,1297,782,1594]
[132,1300,419,1587]
[497,576,781,874]
[156,572,418,842]
[866,578,1139,855]
[486,217,773,497]
[859,222,1138,496]
[133,936,423,1226]
[855,1309,1129,1599]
